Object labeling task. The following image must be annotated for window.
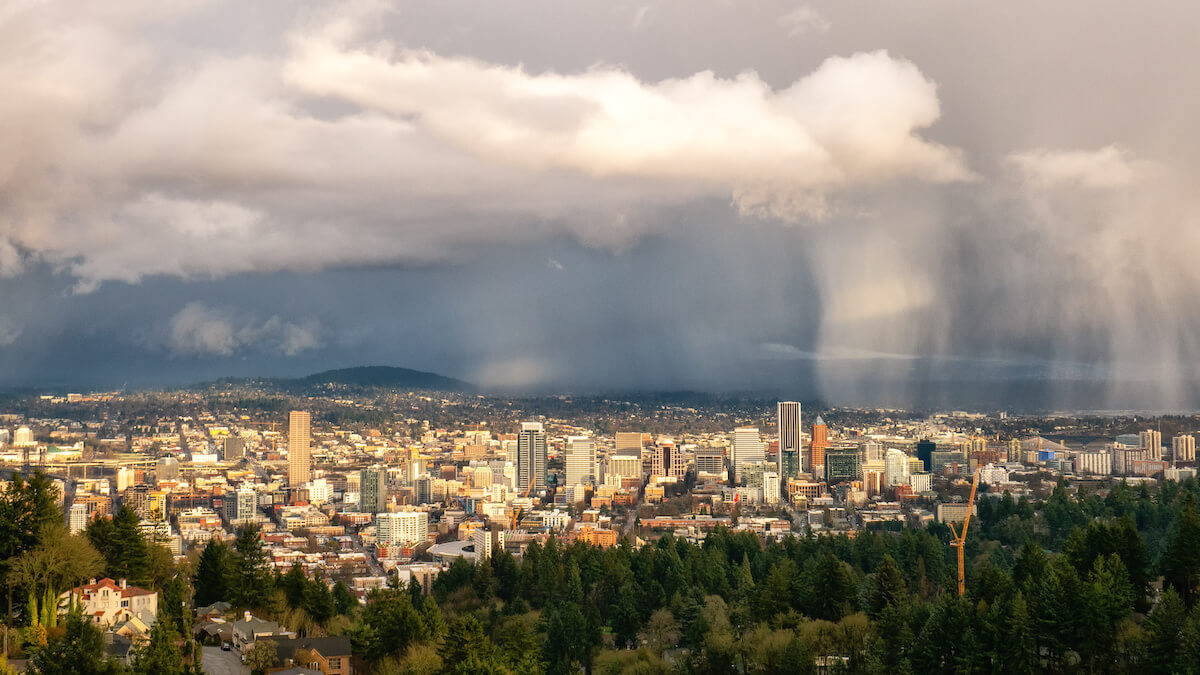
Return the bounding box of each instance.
[328,658,342,669]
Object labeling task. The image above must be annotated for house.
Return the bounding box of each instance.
[63,578,158,628]
[271,637,354,675]
[232,611,295,649]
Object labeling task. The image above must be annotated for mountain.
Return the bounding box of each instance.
[296,366,473,392]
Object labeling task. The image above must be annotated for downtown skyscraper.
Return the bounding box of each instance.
[517,421,547,494]
[288,410,311,486]
[777,401,802,479]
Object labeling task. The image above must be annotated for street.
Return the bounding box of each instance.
[201,646,250,675]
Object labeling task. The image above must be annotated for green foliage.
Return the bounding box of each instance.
[242,638,278,675]
[231,526,272,609]
[87,505,151,588]
[1160,492,1200,607]
[26,610,124,675]
[130,621,184,675]
[191,539,230,607]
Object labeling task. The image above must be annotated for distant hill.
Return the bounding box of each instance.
[297,366,473,392]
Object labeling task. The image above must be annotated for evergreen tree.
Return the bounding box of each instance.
[1005,591,1035,674]
[27,609,123,675]
[1143,587,1186,675]
[866,555,908,620]
[192,539,230,607]
[438,615,503,675]
[301,575,336,626]
[231,526,272,609]
[161,573,187,635]
[332,581,357,615]
[131,621,185,675]
[1160,493,1200,607]
[88,505,150,587]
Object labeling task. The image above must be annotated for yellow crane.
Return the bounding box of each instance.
[509,472,538,530]
[947,465,982,597]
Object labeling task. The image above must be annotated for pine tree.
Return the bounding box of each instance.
[192,539,230,608]
[130,621,185,675]
[1143,587,1186,675]
[1160,493,1200,607]
[867,555,908,619]
[232,526,271,609]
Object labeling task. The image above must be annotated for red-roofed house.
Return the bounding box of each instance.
[63,578,158,627]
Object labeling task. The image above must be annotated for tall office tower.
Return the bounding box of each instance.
[414,476,432,504]
[360,466,388,514]
[1140,430,1163,459]
[650,441,687,478]
[885,448,910,486]
[614,432,644,454]
[809,416,829,475]
[223,436,246,461]
[68,503,90,534]
[564,436,596,486]
[731,427,764,484]
[917,440,936,472]
[472,465,494,488]
[288,411,312,485]
[517,422,547,494]
[825,449,862,484]
[224,486,259,524]
[615,432,649,475]
[861,441,884,462]
[1172,435,1196,463]
[695,447,726,477]
[777,401,803,480]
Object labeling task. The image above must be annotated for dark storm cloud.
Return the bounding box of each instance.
[2,1,1200,409]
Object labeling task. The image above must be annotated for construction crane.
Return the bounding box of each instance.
[948,465,982,597]
[509,474,538,530]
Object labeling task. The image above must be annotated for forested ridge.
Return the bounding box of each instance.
[2,474,1200,673]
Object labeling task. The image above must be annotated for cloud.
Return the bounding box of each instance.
[1006,145,1154,190]
[0,1,969,291]
[778,7,831,37]
[286,39,972,217]
[167,302,321,357]
[0,319,20,347]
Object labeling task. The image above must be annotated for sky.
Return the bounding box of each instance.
[3,0,1200,409]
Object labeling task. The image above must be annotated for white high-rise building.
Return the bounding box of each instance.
[1172,435,1196,463]
[861,441,884,462]
[376,510,429,547]
[14,427,33,447]
[777,402,802,479]
[564,437,595,486]
[731,427,764,484]
[68,503,89,534]
[885,448,910,487]
[516,422,547,494]
[762,471,781,504]
[288,411,312,485]
[307,478,331,505]
[116,467,137,492]
[472,465,494,488]
[607,455,642,482]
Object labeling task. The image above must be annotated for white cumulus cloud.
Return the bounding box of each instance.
[167,302,321,357]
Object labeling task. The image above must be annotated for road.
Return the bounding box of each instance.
[201,646,250,675]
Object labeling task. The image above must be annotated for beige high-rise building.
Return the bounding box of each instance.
[1172,435,1196,463]
[288,411,311,485]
